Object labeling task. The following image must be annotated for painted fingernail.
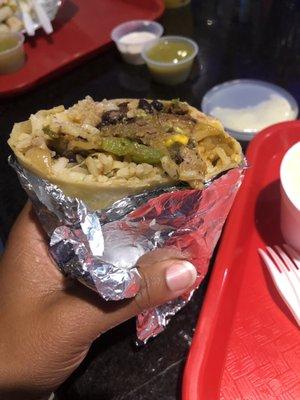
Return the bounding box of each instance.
[166,261,197,292]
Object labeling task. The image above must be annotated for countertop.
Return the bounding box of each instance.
[0,1,299,399]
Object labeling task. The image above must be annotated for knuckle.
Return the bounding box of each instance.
[134,268,153,313]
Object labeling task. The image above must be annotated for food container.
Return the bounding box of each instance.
[0,31,25,74]
[280,141,300,252]
[142,35,198,85]
[201,80,299,142]
[111,20,163,65]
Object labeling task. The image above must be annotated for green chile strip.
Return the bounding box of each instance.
[100,137,163,165]
[43,125,59,139]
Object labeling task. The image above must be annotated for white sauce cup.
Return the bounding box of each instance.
[111,20,163,65]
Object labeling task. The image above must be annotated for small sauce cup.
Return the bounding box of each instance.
[280,142,300,252]
[0,31,25,74]
[142,35,198,85]
[111,20,163,65]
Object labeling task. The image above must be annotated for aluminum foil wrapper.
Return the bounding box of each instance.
[9,156,244,343]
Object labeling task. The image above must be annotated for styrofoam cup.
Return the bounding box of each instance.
[280,142,300,252]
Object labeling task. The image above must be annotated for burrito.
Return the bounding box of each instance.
[8,97,243,210]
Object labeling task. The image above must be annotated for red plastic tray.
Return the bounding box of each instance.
[0,0,164,97]
[183,121,300,400]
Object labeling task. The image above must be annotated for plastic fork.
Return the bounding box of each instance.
[258,244,300,326]
[17,0,36,36]
[31,0,53,34]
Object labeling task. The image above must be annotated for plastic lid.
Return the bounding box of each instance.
[201,79,299,141]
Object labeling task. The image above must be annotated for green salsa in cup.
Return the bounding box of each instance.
[142,36,198,85]
[0,32,25,74]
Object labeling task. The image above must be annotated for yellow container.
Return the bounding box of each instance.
[0,32,25,74]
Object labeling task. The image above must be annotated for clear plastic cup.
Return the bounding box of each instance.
[142,35,198,85]
[0,32,25,74]
[111,20,163,65]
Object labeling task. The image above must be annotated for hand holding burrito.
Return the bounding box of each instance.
[8,97,245,342]
[0,202,197,399]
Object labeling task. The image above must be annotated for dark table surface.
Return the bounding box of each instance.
[0,1,299,399]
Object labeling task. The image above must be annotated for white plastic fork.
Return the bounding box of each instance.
[258,244,300,327]
[31,0,53,35]
[17,0,36,36]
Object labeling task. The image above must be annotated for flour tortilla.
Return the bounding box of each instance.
[8,98,243,210]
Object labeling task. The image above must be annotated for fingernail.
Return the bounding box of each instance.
[166,261,197,292]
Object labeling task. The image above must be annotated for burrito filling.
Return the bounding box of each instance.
[9,97,242,188]
[8,97,243,209]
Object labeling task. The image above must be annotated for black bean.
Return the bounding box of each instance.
[124,117,136,124]
[174,153,184,164]
[101,110,124,125]
[138,99,153,113]
[151,100,164,111]
[169,143,184,164]
[118,102,129,112]
[64,152,77,163]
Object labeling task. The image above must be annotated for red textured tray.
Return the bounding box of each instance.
[0,0,164,97]
[183,121,300,400]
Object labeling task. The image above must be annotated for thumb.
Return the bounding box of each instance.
[55,256,197,341]
[131,257,197,316]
